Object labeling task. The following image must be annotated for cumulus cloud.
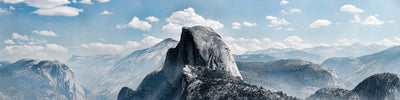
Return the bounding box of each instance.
[232,22,241,29]
[3,39,15,44]
[280,0,290,5]
[286,28,294,31]
[33,30,58,37]
[81,36,163,54]
[116,16,152,31]
[162,7,224,33]
[0,8,11,14]
[310,19,332,28]
[281,8,301,15]
[145,16,159,22]
[340,5,364,14]
[223,35,314,54]
[96,0,110,3]
[2,0,24,4]
[46,44,68,52]
[32,6,84,17]
[12,32,31,41]
[374,37,400,47]
[100,10,113,15]
[361,15,384,25]
[2,0,85,17]
[9,6,15,10]
[243,21,257,27]
[266,16,290,27]
[80,0,93,4]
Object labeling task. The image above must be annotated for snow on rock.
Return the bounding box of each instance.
[117,26,296,100]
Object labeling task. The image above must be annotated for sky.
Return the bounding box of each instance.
[0,0,399,62]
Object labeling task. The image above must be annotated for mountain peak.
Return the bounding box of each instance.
[163,25,242,82]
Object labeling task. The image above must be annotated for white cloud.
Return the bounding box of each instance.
[281,8,301,15]
[32,6,84,17]
[72,0,78,3]
[286,28,294,31]
[340,5,364,14]
[3,39,15,44]
[96,0,110,3]
[100,10,113,15]
[337,38,359,46]
[2,0,86,17]
[116,16,152,31]
[46,44,68,52]
[243,21,257,27]
[80,0,93,4]
[387,20,395,24]
[9,6,15,10]
[33,30,58,37]
[310,19,332,28]
[12,32,30,41]
[0,8,11,14]
[280,0,290,5]
[3,45,45,55]
[2,0,24,4]
[361,15,384,25]
[340,5,364,23]
[223,35,316,54]
[162,7,224,33]
[276,27,283,30]
[266,16,290,27]
[232,22,241,29]
[374,38,400,47]
[81,36,162,54]
[145,16,160,22]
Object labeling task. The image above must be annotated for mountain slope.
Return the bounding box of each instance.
[117,26,296,100]
[91,38,178,99]
[237,59,345,98]
[322,46,400,85]
[306,88,359,100]
[0,59,85,100]
[66,54,123,89]
[233,54,277,62]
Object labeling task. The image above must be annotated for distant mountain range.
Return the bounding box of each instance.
[322,46,400,86]
[245,43,388,64]
[0,59,86,100]
[237,59,346,98]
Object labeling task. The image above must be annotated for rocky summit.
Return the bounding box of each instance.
[117,26,296,100]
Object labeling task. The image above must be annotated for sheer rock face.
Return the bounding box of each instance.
[0,59,85,100]
[163,26,242,83]
[353,73,400,100]
[117,26,296,100]
[306,88,359,100]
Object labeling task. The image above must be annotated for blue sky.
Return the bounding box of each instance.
[0,0,399,62]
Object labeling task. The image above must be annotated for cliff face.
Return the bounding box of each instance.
[353,73,400,100]
[117,26,296,100]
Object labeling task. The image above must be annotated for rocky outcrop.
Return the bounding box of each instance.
[353,73,400,100]
[306,88,359,100]
[117,26,296,100]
